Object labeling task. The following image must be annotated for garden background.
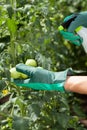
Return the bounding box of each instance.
[0,0,87,130]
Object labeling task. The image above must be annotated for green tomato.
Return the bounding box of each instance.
[20,73,28,79]
[25,59,37,67]
[10,67,21,79]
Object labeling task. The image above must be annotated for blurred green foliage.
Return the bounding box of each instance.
[0,0,87,129]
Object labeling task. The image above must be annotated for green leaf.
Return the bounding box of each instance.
[28,103,41,122]
[6,4,14,18]
[57,113,70,128]
[13,116,29,130]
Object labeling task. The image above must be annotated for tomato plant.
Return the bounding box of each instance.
[0,0,87,129]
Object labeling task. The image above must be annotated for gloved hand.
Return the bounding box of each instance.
[58,11,87,45]
[12,63,73,92]
[58,26,82,46]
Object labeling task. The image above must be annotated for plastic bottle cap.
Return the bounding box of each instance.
[75,26,82,32]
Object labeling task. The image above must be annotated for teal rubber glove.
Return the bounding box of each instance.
[58,11,87,45]
[12,63,73,92]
